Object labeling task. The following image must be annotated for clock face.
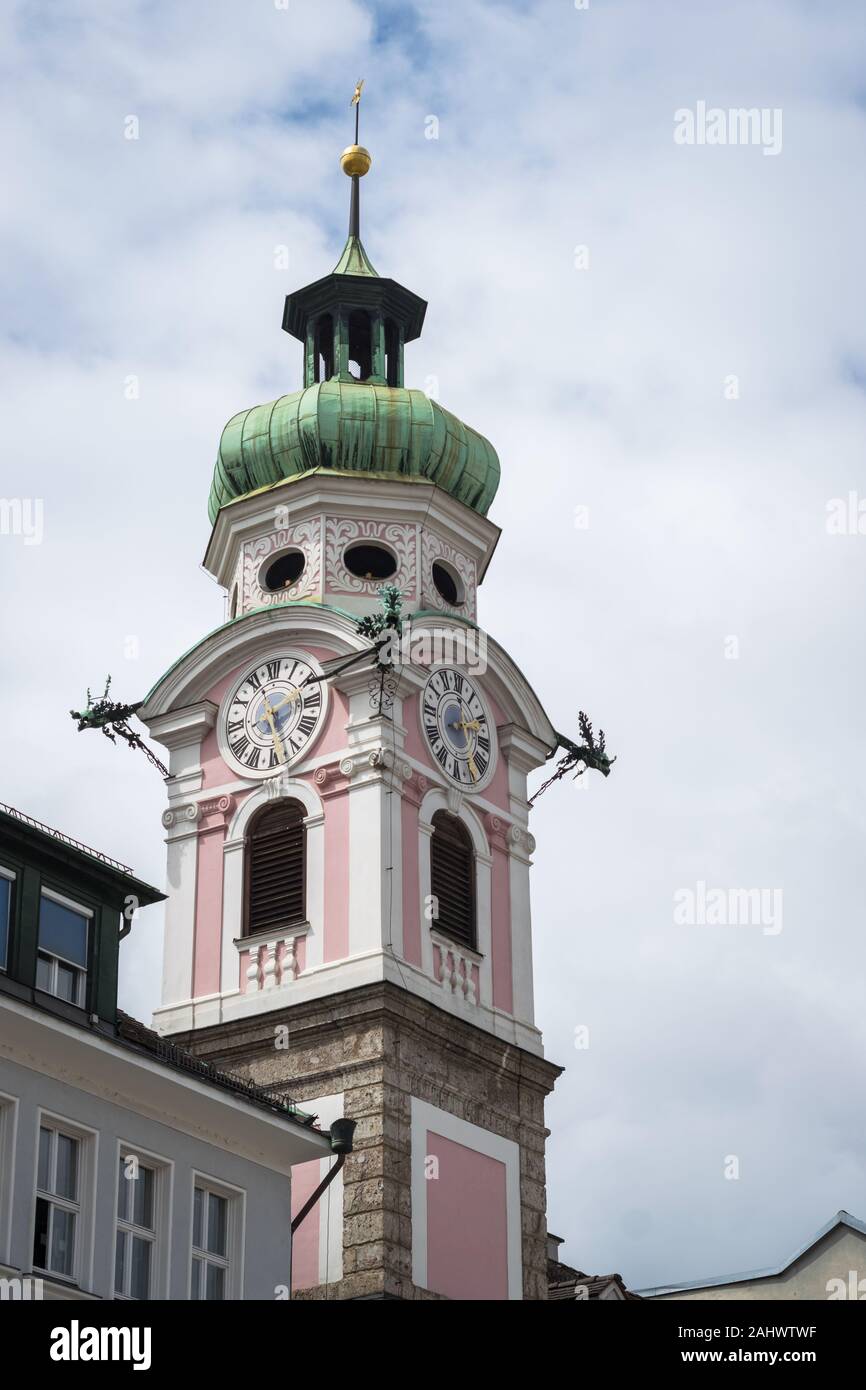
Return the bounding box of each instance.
[421,667,495,788]
[222,654,325,777]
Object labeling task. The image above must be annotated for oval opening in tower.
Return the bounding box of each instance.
[432,560,463,606]
[263,550,306,591]
[344,543,397,581]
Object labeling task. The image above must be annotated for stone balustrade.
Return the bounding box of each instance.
[243,928,308,993]
[433,935,479,1006]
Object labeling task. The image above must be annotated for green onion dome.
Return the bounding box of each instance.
[207,379,500,524]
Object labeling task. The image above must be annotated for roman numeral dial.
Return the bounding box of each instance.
[223,654,326,777]
[420,667,496,789]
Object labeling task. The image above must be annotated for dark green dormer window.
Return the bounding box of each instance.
[37,891,91,1007]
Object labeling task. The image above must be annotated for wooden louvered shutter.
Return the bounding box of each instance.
[430,811,476,949]
[244,800,306,937]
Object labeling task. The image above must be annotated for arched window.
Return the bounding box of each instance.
[384,317,400,387]
[347,309,372,380]
[314,313,334,382]
[244,800,306,937]
[430,810,476,949]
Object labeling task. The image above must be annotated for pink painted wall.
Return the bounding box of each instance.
[313,683,349,758]
[484,694,512,811]
[192,827,224,997]
[425,1131,509,1300]
[200,671,235,788]
[291,1159,323,1290]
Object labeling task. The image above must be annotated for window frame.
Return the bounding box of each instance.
[0,865,14,972]
[242,799,308,940]
[429,810,478,951]
[31,1113,96,1287]
[189,1172,244,1301]
[114,1144,172,1301]
[0,1092,18,1266]
[36,888,92,1008]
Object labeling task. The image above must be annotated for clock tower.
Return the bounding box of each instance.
[139,122,563,1301]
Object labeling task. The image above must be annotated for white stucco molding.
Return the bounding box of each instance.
[417,788,492,1005]
[203,473,501,591]
[221,774,326,995]
[417,787,490,860]
[145,701,218,750]
[138,607,367,723]
[497,723,552,777]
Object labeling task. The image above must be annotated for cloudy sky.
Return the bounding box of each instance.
[2,0,865,1291]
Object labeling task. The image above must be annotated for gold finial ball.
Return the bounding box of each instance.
[341,144,372,177]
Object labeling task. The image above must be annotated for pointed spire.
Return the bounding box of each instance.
[335,79,376,276]
[333,232,378,277]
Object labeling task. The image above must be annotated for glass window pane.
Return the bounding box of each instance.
[37,1127,52,1191]
[36,953,52,993]
[132,1165,154,1230]
[130,1236,151,1300]
[192,1187,203,1250]
[115,1229,126,1295]
[206,1262,225,1301]
[32,1196,49,1268]
[55,1134,78,1200]
[55,962,78,1003]
[206,1192,227,1257]
[51,1206,75,1277]
[191,1256,202,1300]
[0,875,10,968]
[38,897,88,967]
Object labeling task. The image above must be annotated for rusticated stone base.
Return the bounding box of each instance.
[171,982,562,1301]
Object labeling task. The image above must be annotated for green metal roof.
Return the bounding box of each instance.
[332,233,378,277]
[207,379,500,524]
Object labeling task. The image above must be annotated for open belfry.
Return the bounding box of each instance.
[140,89,564,1300]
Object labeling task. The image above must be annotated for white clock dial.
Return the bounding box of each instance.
[421,667,495,788]
[223,654,325,776]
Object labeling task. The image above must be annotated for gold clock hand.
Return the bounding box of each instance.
[268,689,300,715]
[261,695,287,762]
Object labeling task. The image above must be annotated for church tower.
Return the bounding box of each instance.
[140,113,563,1301]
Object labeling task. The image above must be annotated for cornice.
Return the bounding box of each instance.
[147,700,218,750]
[204,471,501,589]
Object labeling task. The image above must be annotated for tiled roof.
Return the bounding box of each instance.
[116,1011,319,1130]
[548,1257,642,1301]
[0,801,133,873]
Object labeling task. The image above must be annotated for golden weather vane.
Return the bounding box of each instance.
[350,78,364,142]
[341,80,371,238]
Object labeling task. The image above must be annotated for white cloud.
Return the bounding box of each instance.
[2,0,865,1290]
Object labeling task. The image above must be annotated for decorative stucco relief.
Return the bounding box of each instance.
[421,530,477,619]
[325,517,416,596]
[241,518,322,610]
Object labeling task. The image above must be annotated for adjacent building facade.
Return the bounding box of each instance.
[639,1212,866,1301]
[0,802,334,1300]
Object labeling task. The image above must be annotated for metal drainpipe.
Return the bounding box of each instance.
[291,1119,356,1237]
